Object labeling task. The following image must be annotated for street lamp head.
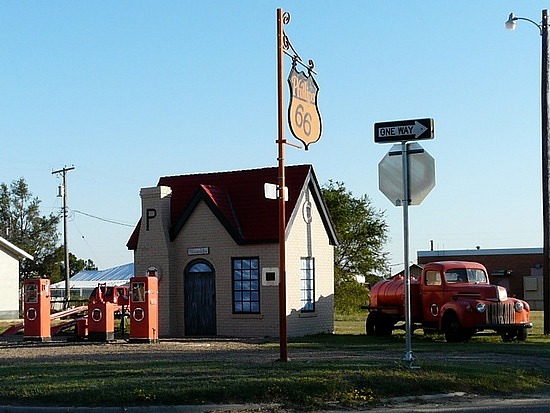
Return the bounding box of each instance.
[504,11,544,35]
[505,13,517,31]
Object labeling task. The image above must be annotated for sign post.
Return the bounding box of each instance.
[276,8,321,362]
[276,7,288,363]
[375,118,435,368]
[401,141,413,366]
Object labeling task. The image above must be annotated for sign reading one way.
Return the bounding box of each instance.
[374,118,434,143]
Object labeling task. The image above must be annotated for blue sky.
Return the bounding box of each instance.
[0,1,546,272]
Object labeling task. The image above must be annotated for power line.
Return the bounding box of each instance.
[72,219,99,264]
[72,209,135,227]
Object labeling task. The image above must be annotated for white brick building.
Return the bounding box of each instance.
[0,236,33,320]
[127,165,337,338]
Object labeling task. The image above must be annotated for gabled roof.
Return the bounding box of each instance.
[127,164,337,250]
[0,236,33,261]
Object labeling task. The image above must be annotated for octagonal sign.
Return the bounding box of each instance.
[378,143,435,206]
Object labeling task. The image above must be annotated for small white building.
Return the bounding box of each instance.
[127,165,337,338]
[0,236,33,320]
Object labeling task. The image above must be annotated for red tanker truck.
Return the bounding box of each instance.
[366,261,532,342]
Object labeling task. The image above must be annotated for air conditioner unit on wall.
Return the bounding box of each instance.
[523,275,543,310]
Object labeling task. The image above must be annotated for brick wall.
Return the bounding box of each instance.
[286,188,335,336]
[172,201,280,337]
[134,186,172,336]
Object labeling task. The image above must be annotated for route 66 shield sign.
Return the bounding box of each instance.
[287,66,322,150]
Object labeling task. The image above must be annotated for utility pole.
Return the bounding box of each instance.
[52,165,75,310]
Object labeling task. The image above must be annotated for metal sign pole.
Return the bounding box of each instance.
[376,117,435,368]
[275,8,320,360]
[276,8,288,362]
[401,142,414,367]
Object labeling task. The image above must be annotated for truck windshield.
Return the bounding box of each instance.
[445,268,488,284]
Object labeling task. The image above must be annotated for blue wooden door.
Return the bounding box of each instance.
[185,261,216,336]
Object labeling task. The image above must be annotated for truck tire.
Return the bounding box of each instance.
[502,328,528,342]
[366,312,377,336]
[366,312,393,337]
[517,327,528,341]
[442,312,472,343]
[377,313,394,337]
[500,330,517,342]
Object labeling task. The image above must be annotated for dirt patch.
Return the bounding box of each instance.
[0,337,274,364]
[0,336,543,367]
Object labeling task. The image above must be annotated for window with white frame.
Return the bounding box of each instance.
[300,257,315,312]
[232,257,260,313]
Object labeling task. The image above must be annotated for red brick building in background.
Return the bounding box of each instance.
[417,248,544,310]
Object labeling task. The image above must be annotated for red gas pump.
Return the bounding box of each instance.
[24,278,51,341]
[87,283,117,342]
[129,275,158,343]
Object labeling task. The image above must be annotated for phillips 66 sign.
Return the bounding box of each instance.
[287,66,322,150]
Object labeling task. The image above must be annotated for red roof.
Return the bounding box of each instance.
[127,164,336,250]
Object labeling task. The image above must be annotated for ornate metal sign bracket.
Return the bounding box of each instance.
[282,11,322,150]
[282,12,317,76]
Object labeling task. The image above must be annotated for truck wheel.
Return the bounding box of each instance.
[502,328,528,342]
[366,312,377,336]
[501,330,518,342]
[366,312,393,337]
[517,328,528,341]
[442,313,471,343]
[376,313,394,337]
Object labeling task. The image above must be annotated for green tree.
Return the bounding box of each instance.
[322,181,390,314]
[0,178,60,279]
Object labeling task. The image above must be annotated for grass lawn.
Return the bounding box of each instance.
[0,311,548,409]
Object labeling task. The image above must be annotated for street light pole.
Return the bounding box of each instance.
[506,10,550,334]
[542,10,550,336]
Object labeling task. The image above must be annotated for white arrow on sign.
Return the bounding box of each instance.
[377,121,428,140]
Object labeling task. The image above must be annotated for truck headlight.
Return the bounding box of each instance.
[514,301,524,312]
[475,303,486,313]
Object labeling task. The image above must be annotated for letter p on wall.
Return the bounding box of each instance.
[146,208,157,231]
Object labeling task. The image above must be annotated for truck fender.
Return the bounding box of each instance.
[439,303,475,342]
[439,301,472,330]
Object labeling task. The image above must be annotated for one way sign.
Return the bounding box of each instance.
[374,118,434,143]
